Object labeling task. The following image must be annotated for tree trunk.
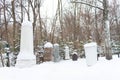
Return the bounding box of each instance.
[74,0,77,41]
[3,0,8,42]
[21,0,23,23]
[38,0,42,44]
[0,51,4,67]
[11,0,16,53]
[103,0,112,60]
[28,0,30,21]
[58,0,63,42]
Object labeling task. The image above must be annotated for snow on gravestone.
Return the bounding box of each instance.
[17,20,35,60]
[84,42,97,66]
[44,42,53,48]
[53,43,60,62]
[64,45,70,60]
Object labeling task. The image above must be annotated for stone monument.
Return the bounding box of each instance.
[53,43,60,62]
[84,42,97,66]
[16,20,35,67]
[64,45,70,60]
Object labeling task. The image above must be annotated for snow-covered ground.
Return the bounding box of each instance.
[0,56,120,80]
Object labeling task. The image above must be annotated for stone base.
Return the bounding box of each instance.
[15,59,36,68]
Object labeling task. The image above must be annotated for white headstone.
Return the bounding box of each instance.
[17,20,35,60]
[84,42,97,66]
[64,46,70,60]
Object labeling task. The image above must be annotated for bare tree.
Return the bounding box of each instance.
[3,0,8,42]
[110,0,120,41]
[37,0,43,43]
[20,0,23,23]
[71,0,112,60]
[103,0,112,60]
[58,0,63,42]
[29,0,38,32]
[11,0,16,53]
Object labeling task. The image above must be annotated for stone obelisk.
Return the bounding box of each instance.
[16,20,35,67]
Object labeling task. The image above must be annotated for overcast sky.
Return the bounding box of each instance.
[40,0,68,19]
[40,0,119,19]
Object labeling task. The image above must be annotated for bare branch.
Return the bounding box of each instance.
[71,1,103,10]
[98,0,103,4]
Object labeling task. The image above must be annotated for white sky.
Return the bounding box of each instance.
[40,0,69,19]
[40,0,119,19]
[40,0,58,19]
[40,0,69,33]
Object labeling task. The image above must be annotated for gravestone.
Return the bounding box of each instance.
[64,45,70,60]
[71,50,78,61]
[84,42,97,66]
[53,43,60,62]
[44,42,53,61]
[35,46,44,64]
[16,20,35,67]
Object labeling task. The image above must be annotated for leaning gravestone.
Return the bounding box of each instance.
[53,43,60,62]
[64,45,70,60]
[16,20,35,67]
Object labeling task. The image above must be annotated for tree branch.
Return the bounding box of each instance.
[98,0,103,4]
[71,1,103,10]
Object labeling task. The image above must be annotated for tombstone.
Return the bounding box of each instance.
[44,42,53,61]
[64,45,70,60]
[35,46,44,64]
[84,42,97,66]
[53,43,60,62]
[4,46,10,67]
[71,50,78,61]
[16,20,35,67]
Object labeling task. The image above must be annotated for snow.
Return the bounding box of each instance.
[41,0,58,18]
[0,56,120,80]
[44,42,53,48]
[53,43,59,47]
[84,42,97,48]
[41,0,68,19]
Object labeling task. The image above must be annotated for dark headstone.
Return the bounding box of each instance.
[72,54,78,61]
